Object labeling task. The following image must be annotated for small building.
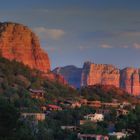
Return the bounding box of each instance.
[120,101,131,109]
[61,126,77,131]
[80,113,104,125]
[131,105,136,110]
[101,102,120,108]
[109,132,128,139]
[79,98,88,105]
[116,109,129,117]
[112,99,118,103]
[96,109,111,116]
[21,113,45,121]
[41,104,62,111]
[71,101,81,108]
[87,101,101,108]
[84,113,104,122]
[62,100,81,108]
[29,89,45,100]
[78,133,109,140]
[122,101,131,106]
[80,120,92,125]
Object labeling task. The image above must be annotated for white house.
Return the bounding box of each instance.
[109,132,128,139]
[21,113,45,121]
[84,113,104,122]
[61,126,77,131]
[78,133,109,140]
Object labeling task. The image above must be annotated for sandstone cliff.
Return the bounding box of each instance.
[0,22,50,72]
[120,68,140,96]
[54,62,140,96]
[81,61,120,87]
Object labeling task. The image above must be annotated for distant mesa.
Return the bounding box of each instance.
[53,61,140,96]
[0,22,50,73]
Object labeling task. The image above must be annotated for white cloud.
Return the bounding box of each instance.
[133,43,140,49]
[79,45,91,51]
[34,27,65,40]
[122,45,129,48]
[121,31,140,36]
[100,44,112,48]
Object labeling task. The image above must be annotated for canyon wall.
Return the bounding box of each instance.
[81,62,120,88]
[0,22,50,72]
[54,62,140,96]
[120,68,140,96]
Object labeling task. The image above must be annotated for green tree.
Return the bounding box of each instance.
[0,99,19,138]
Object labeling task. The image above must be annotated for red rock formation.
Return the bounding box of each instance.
[0,22,50,72]
[81,62,120,88]
[53,62,140,96]
[40,72,67,84]
[120,68,140,96]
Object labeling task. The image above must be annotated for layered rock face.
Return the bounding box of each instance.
[54,62,140,96]
[120,68,140,96]
[0,22,50,72]
[53,66,82,88]
[81,62,120,88]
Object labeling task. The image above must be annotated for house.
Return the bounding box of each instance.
[29,89,45,99]
[112,99,118,103]
[131,105,136,110]
[77,133,109,140]
[120,101,131,109]
[61,126,77,131]
[87,101,101,108]
[96,109,111,116]
[122,101,131,106]
[21,113,45,121]
[109,132,128,139]
[61,100,81,108]
[84,113,104,122]
[79,98,88,105]
[41,104,62,111]
[71,101,81,108]
[101,102,120,108]
[116,109,129,117]
[80,113,104,125]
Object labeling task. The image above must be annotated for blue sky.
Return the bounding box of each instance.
[1,0,140,69]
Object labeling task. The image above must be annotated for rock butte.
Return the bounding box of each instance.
[53,61,140,96]
[0,22,50,72]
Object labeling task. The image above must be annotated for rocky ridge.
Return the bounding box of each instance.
[53,61,140,96]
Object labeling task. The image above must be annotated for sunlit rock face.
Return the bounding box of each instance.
[120,68,140,96]
[81,61,120,88]
[0,22,50,72]
[54,61,140,96]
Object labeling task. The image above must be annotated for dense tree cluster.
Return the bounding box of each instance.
[80,85,139,103]
[0,57,139,140]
